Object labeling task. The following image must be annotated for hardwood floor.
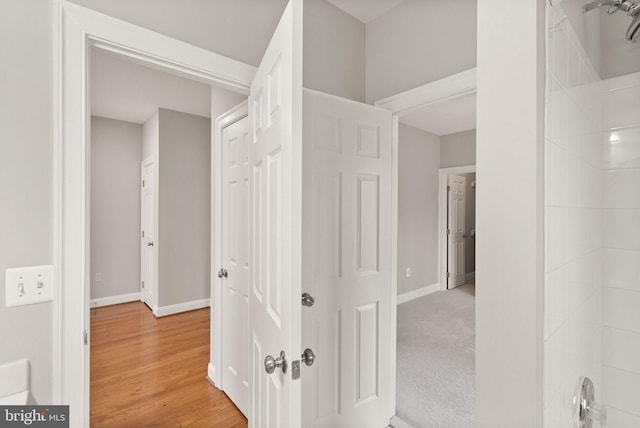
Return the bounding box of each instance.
[90,302,247,428]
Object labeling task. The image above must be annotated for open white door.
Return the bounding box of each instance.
[220,115,250,416]
[248,0,303,426]
[447,174,466,289]
[301,89,395,427]
[141,157,155,309]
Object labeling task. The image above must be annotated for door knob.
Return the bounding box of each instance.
[147,241,154,247]
[265,350,287,374]
[217,269,228,278]
[301,348,316,366]
[301,292,315,307]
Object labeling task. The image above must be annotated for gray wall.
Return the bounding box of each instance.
[460,173,476,275]
[365,0,477,103]
[440,130,476,168]
[397,124,440,295]
[304,0,365,102]
[90,117,143,300]
[158,109,211,307]
[0,0,54,404]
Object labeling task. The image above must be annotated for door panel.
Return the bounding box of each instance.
[302,89,394,427]
[448,174,466,289]
[141,159,155,309]
[221,116,250,416]
[248,1,303,426]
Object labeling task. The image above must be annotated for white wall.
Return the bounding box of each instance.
[601,72,640,426]
[365,0,477,103]
[90,117,143,300]
[0,0,53,404]
[304,0,365,102]
[440,130,476,168]
[143,110,159,161]
[544,5,604,426]
[157,109,211,307]
[476,1,545,426]
[397,124,440,295]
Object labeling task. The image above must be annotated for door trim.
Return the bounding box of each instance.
[438,165,476,291]
[54,2,255,424]
[210,100,248,390]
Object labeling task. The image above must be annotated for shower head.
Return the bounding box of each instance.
[583,0,640,42]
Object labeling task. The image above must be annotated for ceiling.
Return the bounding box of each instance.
[91,50,211,124]
[400,93,477,136]
[327,0,405,23]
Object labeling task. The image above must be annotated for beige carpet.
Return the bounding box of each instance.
[395,281,475,428]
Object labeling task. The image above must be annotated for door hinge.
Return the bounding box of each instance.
[447,185,451,192]
[84,330,88,346]
[142,280,145,288]
[446,228,451,235]
[142,230,145,238]
[446,272,451,278]
[142,179,145,187]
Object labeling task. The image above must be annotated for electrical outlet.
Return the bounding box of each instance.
[5,265,54,307]
[406,268,411,278]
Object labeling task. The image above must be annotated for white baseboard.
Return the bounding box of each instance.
[155,298,210,317]
[207,363,222,391]
[390,415,415,428]
[397,283,439,305]
[465,272,475,282]
[90,292,141,308]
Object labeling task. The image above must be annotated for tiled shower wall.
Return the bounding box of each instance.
[545,4,603,426]
[601,72,640,426]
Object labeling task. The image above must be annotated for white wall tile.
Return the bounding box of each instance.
[604,170,640,209]
[604,86,640,129]
[603,248,640,291]
[603,209,640,251]
[603,127,640,170]
[604,288,640,333]
[606,407,640,428]
[603,367,640,417]
[603,327,640,374]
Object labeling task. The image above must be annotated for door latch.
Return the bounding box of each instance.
[217,268,228,278]
[301,292,315,307]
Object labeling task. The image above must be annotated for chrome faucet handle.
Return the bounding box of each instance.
[574,377,607,428]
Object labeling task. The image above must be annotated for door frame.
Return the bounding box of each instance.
[140,155,157,311]
[209,100,248,389]
[438,165,476,291]
[54,2,255,425]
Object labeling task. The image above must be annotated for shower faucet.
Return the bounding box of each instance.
[583,0,640,41]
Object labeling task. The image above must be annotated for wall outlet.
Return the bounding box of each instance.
[5,265,54,307]
[406,268,411,278]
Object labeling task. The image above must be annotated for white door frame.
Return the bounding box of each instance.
[438,165,475,291]
[54,2,255,425]
[209,100,248,389]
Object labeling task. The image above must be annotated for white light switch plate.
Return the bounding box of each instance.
[5,265,54,307]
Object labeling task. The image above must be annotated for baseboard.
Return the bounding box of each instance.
[155,298,210,317]
[207,363,223,391]
[90,292,141,308]
[465,272,475,282]
[389,415,415,428]
[397,283,439,305]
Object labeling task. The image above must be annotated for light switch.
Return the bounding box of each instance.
[5,265,54,307]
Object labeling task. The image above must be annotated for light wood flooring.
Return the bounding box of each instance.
[90,302,247,428]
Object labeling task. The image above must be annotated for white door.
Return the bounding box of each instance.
[447,174,465,289]
[141,157,155,308]
[221,115,250,416]
[248,0,302,426]
[301,89,395,427]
